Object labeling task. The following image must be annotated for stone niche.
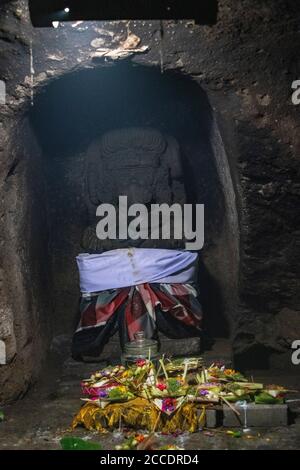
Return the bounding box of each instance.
[28,63,238,344]
[0,63,239,388]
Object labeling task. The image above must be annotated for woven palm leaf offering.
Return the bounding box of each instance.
[72,358,295,434]
[164,357,204,375]
[80,365,135,407]
[193,364,294,405]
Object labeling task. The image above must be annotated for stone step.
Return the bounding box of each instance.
[222,403,288,427]
[203,404,288,428]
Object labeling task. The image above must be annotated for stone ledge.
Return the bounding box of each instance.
[88,334,201,361]
[198,404,289,428]
[222,404,288,427]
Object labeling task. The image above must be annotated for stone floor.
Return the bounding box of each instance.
[0,349,300,450]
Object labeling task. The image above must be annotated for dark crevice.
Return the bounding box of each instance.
[5,157,20,181]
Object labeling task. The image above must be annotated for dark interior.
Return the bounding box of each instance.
[28,63,231,341]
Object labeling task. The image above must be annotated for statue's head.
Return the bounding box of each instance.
[83,127,187,250]
[87,127,184,206]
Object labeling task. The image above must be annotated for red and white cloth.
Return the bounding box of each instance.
[72,249,202,359]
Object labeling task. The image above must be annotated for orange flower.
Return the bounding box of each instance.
[224,369,236,376]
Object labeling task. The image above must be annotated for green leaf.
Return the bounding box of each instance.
[227,430,242,438]
[0,411,4,422]
[255,392,284,405]
[60,437,102,451]
[167,378,181,393]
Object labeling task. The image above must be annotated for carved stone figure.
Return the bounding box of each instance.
[82,127,187,252]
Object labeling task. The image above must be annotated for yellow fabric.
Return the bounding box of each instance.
[72,398,204,434]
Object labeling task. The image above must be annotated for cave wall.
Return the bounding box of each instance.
[0,0,300,401]
[0,114,52,402]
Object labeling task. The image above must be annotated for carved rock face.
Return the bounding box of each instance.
[100,128,165,205]
[83,127,187,252]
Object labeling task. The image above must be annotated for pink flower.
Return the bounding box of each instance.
[162,398,176,413]
[156,382,167,391]
[135,359,146,367]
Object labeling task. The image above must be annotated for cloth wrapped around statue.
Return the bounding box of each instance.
[72,248,202,359]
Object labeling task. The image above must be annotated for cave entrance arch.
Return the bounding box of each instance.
[27,62,238,352]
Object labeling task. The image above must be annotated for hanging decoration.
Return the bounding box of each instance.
[159,20,164,74]
[29,39,35,107]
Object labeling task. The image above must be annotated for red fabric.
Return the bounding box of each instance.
[77,283,202,341]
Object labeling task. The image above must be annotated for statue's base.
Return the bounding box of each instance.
[159,334,201,357]
[82,333,202,362]
[81,336,233,367]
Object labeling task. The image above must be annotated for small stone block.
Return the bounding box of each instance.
[205,409,218,428]
[222,404,288,427]
[196,407,218,428]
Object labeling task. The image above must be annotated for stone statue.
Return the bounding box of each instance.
[82,127,187,252]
